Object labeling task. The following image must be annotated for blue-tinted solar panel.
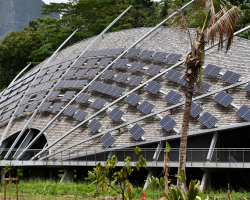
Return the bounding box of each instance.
[127,75,143,86]
[85,59,99,67]
[72,59,85,68]
[98,57,112,66]
[164,90,182,104]
[213,91,234,107]
[89,81,102,91]
[137,101,154,114]
[125,93,141,106]
[138,50,148,58]
[190,102,203,117]
[91,98,106,109]
[101,70,116,79]
[245,83,250,92]
[20,96,31,105]
[85,69,99,77]
[65,70,77,77]
[100,132,115,148]
[75,69,88,77]
[178,75,187,86]
[35,92,46,101]
[26,103,38,112]
[156,52,168,61]
[109,87,124,97]
[159,115,177,132]
[165,69,182,82]
[88,118,102,133]
[109,107,124,121]
[39,102,52,111]
[236,105,250,121]
[50,102,64,111]
[41,75,52,83]
[146,65,162,75]
[118,60,129,68]
[114,72,129,83]
[47,66,59,74]
[126,48,136,56]
[131,49,141,56]
[203,64,222,76]
[194,82,211,94]
[63,91,76,99]
[113,59,123,67]
[73,80,88,88]
[198,112,218,128]
[51,71,63,80]
[76,93,90,103]
[103,85,114,94]
[6,101,19,112]
[165,54,176,62]
[145,81,162,94]
[60,62,71,70]
[48,91,60,99]
[63,105,77,116]
[170,54,182,63]
[143,51,154,59]
[129,124,145,140]
[73,109,88,121]
[129,62,140,71]
[221,71,241,84]
[151,52,162,60]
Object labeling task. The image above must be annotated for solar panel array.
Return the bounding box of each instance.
[75,69,88,77]
[73,109,88,121]
[26,103,38,112]
[138,50,154,59]
[213,91,234,107]
[127,75,143,86]
[48,91,60,99]
[129,124,145,140]
[165,69,183,82]
[50,102,64,112]
[56,80,87,88]
[63,105,77,116]
[20,96,31,105]
[194,82,211,94]
[35,92,46,101]
[221,71,241,84]
[85,69,100,77]
[236,105,250,121]
[165,54,182,63]
[85,59,99,67]
[98,57,112,66]
[81,48,125,58]
[203,64,222,76]
[145,81,162,94]
[137,101,154,114]
[113,59,129,68]
[47,65,59,74]
[1,112,13,122]
[109,107,124,121]
[198,112,218,128]
[151,52,168,61]
[39,102,52,111]
[100,132,115,148]
[27,82,54,95]
[159,115,177,132]
[126,48,142,57]
[72,59,85,68]
[129,62,145,71]
[101,70,116,79]
[75,93,91,103]
[15,106,26,116]
[51,71,63,80]
[146,65,162,75]
[125,93,141,106]
[89,81,124,97]
[114,72,129,83]
[0,92,24,109]
[190,102,203,118]
[164,90,182,104]
[88,118,102,133]
[65,70,77,77]
[91,98,106,109]
[62,91,76,100]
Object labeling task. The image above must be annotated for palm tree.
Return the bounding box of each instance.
[175,0,242,191]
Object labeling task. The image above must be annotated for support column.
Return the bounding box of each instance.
[200,170,211,192]
[1,169,5,185]
[60,168,74,182]
[207,132,218,161]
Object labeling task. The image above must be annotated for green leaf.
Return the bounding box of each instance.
[134,146,142,155]
[164,142,171,155]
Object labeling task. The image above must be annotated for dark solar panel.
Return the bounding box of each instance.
[85,69,99,77]
[89,81,102,91]
[35,92,46,101]
[41,75,52,83]
[74,69,88,77]
[73,109,88,121]
[101,70,116,79]
[129,124,145,140]
[100,132,115,148]
[75,93,90,103]
[88,118,102,133]
[98,83,110,93]
[159,115,177,132]
[6,101,19,111]
[129,62,139,71]
[63,105,77,116]
[137,100,154,114]
[164,90,182,104]
[60,62,71,70]
[145,65,162,75]
[91,98,106,109]
[74,80,88,88]
[39,102,52,111]
[198,112,218,128]
[151,52,162,60]
[177,75,187,86]
[165,69,182,82]
[143,51,154,59]
[236,105,250,121]
[98,57,112,66]
[170,54,182,63]
[213,91,234,107]
[15,106,26,116]
[145,81,162,94]
[26,103,38,112]
[72,59,85,68]
[47,66,59,74]
[48,91,60,99]
[109,86,124,97]
[138,50,148,58]
[115,48,125,55]
[190,102,203,118]
[155,52,168,61]
[118,60,129,68]
[51,71,63,80]
[85,59,99,67]
[245,83,250,92]
[37,69,47,77]
[113,59,123,67]
[62,91,76,99]
[165,54,176,62]
[114,72,130,83]
[203,64,222,76]
[102,85,114,94]
[31,78,42,86]
[20,96,31,105]
[126,48,136,56]
[1,112,12,122]
[127,75,143,86]
[131,49,141,57]
[50,102,64,112]
[109,107,124,121]
[65,70,77,77]
[221,71,241,84]
[194,82,211,94]
[125,93,141,106]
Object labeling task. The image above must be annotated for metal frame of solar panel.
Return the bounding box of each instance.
[221,71,241,84]
[109,107,124,121]
[129,124,145,140]
[26,103,38,112]
[114,72,129,83]
[100,132,115,148]
[50,102,64,112]
[146,65,162,75]
[73,109,88,121]
[236,105,250,121]
[127,75,143,86]
[213,91,234,107]
[198,112,218,128]
[145,81,162,94]
[165,69,182,82]
[63,105,77,116]
[137,100,154,114]
[125,93,141,106]
[39,102,52,111]
[164,90,182,104]
[194,82,211,94]
[63,91,76,99]
[159,115,177,132]
[190,102,203,118]
[101,70,116,79]
[203,64,222,76]
[88,118,102,133]
[91,98,106,109]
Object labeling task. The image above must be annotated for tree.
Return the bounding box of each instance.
[175,0,242,191]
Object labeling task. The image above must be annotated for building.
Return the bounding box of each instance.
[0,27,250,189]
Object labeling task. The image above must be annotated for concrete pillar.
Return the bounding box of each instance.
[200,171,211,192]
[1,170,5,185]
[60,168,74,183]
[143,170,157,190]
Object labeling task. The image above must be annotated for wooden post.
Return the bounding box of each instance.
[4,179,6,200]
[16,176,18,200]
[164,154,170,196]
[228,190,230,200]
[8,173,11,200]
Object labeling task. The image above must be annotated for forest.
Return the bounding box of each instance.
[0,0,249,91]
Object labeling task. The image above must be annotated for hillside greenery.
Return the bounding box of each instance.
[0,0,249,91]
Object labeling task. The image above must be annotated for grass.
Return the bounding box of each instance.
[0,179,250,199]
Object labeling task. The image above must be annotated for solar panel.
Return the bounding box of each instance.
[131,49,141,57]
[88,118,102,133]
[164,90,182,104]
[65,70,77,77]
[39,102,52,111]
[102,85,114,94]
[203,64,222,76]
[245,83,250,92]
[145,81,162,94]
[31,78,42,86]
[126,48,136,56]
[213,91,234,107]
[60,62,71,70]
[47,66,59,74]
[127,75,143,86]
[236,105,250,121]
[165,54,177,62]
[165,69,182,82]
[31,68,40,75]
[89,81,102,91]
[145,65,162,75]
[137,101,154,114]
[0,109,3,116]
[6,101,19,111]
[20,96,31,105]
[125,93,141,106]
[85,69,99,77]
[170,54,182,63]
[12,82,22,91]
[109,107,124,121]
[35,92,46,101]
[100,132,115,148]
[26,103,38,112]
[62,91,76,99]
[109,86,124,97]
[151,52,165,61]
[114,72,130,83]
[138,50,148,58]
[50,102,64,111]
[73,109,88,121]
[221,71,241,84]
[91,98,106,109]
[41,75,52,83]
[1,112,12,122]
[37,69,47,77]
[85,59,99,67]
[113,59,123,67]
[198,112,218,128]
[76,93,90,103]
[143,51,154,59]
[98,57,112,66]
[159,115,177,132]
[63,105,77,116]
[48,91,60,99]
[177,75,187,86]
[129,62,145,71]
[129,124,145,140]
[194,82,211,94]
[190,102,203,117]
[73,80,88,88]
[101,70,116,79]
[74,69,88,77]
[72,59,85,68]
[24,75,35,84]
[15,106,26,116]
[114,48,125,55]
[51,71,63,80]
[9,90,18,98]
[118,60,129,68]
